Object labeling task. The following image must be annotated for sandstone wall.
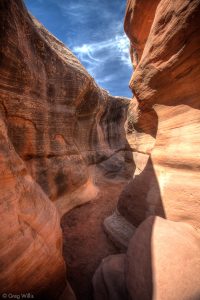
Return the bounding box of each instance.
[94,0,200,299]
[118,0,200,230]
[0,0,131,297]
[0,0,131,214]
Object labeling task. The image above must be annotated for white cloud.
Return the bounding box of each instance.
[72,33,132,76]
[98,74,118,84]
[73,44,102,63]
[56,2,94,20]
[56,0,133,95]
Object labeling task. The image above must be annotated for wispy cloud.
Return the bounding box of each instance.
[72,33,132,80]
[58,2,87,19]
[24,0,132,97]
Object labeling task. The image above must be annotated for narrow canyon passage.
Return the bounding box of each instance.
[1,0,200,299]
[61,179,127,300]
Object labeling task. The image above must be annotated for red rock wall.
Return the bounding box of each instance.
[0,0,131,297]
[118,0,200,230]
[93,1,200,299]
[0,113,67,298]
[0,0,131,213]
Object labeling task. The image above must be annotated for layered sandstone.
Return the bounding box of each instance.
[95,0,200,299]
[0,0,131,215]
[0,0,131,298]
[118,0,200,229]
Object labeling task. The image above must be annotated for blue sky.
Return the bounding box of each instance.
[24,0,132,97]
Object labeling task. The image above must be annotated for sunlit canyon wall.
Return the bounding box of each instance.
[94,0,200,299]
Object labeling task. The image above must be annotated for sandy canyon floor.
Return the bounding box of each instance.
[61,180,126,300]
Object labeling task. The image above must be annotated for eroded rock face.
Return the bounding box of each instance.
[94,0,200,299]
[0,0,131,297]
[126,217,200,300]
[0,0,131,215]
[119,0,200,229]
[95,217,200,300]
[0,109,66,298]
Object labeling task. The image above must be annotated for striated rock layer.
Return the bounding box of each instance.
[0,0,131,216]
[95,0,200,299]
[119,0,200,228]
[0,0,132,298]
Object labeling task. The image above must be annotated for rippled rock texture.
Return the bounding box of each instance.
[95,0,200,299]
[0,0,132,298]
[118,0,200,228]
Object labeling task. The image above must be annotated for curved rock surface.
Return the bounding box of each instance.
[95,217,200,300]
[0,0,132,298]
[94,0,200,299]
[126,217,200,300]
[119,0,200,229]
[0,115,67,299]
[0,0,131,215]
[93,254,128,300]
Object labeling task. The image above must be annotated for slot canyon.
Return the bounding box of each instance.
[0,0,200,299]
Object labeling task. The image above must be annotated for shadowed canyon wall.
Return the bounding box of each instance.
[94,0,200,299]
[0,0,132,298]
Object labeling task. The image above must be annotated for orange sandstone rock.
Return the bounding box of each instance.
[126,217,200,300]
[0,0,131,297]
[119,0,200,230]
[95,0,200,299]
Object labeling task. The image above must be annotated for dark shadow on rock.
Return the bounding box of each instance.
[116,106,165,298]
[93,254,129,300]
[126,216,156,300]
[117,157,165,227]
[118,104,165,226]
